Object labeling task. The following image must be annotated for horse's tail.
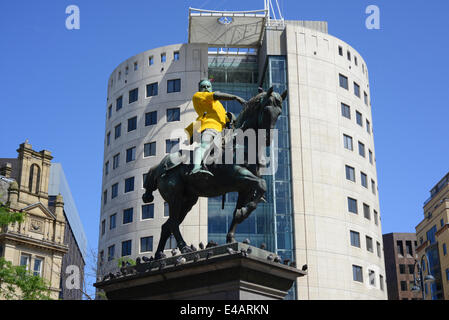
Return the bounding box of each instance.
[142,165,158,203]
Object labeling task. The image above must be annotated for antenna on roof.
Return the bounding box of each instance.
[264,0,284,27]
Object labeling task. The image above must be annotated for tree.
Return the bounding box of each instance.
[0,201,52,300]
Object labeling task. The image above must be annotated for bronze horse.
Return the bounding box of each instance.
[142,87,287,259]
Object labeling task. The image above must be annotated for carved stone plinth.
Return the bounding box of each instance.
[94,242,306,300]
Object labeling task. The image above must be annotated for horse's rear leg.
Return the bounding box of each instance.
[226,192,248,243]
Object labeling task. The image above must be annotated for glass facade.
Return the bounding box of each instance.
[207,54,295,299]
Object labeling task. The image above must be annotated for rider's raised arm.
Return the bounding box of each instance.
[213,92,246,105]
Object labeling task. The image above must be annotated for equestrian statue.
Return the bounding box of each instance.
[142,79,287,259]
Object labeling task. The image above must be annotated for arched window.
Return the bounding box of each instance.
[28,164,41,194]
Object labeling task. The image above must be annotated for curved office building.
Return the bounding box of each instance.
[97,8,387,300]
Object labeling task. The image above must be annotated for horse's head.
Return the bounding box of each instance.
[235,87,287,146]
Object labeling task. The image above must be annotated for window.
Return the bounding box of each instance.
[354,56,358,66]
[361,172,368,188]
[358,141,365,157]
[108,105,112,119]
[161,53,166,63]
[144,142,156,157]
[116,96,123,111]
[341,103,351,119]
[380,275,384,291]
[347,51,351,61]
[174,51,180,61]
[164,202,169,217]
[352,265,363,282]
[397,240,404,256]
[143,173,148,187]
[371,179,376,194]
[148,56,154,65]
[167,79,181,93]
[146,82,158,97]
[129,88,138,104]
[33,258,43,277]
[443,243,447,256]
[354,82,360,98]
[124,177,135,193]
[106,132,111,146]
[348,197,358,214]
[408,264,415,274]
[103,190,107,205]
[99,251,104,264]
[126,147,136,163]
[145,111,157,126]
[366,120,371,134]
[373,210,378,225]
[113,153,120,169]
[142,204,154,220]
[400,281,407,291]
[105,161,109,176]
[127,116,137,132]
[121,240,132,257]
[114,123,121,139]
[356,111,363,126]
[345,165,355,182]
[338,46,343,56]
[140,236,153,253]
[167,108,180,122]
[441,219,445,227]
[363,203,370,220]
[377,242,381,257]
[350,230,360,248]
[123,208,133,224]
[108,245,115,261]
[399,264,406,274]
[111,183,118,199]
[366,236,373,252]
[364,92,368,105]
[101,220,105,236]
[343,134,353,151]
[110,213,116,230]
[369,270,375,286]
[133,61,138,71]
[427,225,437,244]
[166,139,179,153]
[20,254,31,270]
[369,150,373,164]
[118,71,121,80]
[125,66,129,75]
[339,74,348,89]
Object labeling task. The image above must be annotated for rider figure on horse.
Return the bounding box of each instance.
[186,79,246,177]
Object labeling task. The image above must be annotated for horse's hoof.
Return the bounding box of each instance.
[180,245,193,254]
[142,193,154,203]
[226,234,236,244]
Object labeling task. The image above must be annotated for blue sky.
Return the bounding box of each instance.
[1,0,448,283]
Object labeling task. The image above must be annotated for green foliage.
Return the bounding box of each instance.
[0,258,52,300]
[0,202,25,227]
[116,257,136,268]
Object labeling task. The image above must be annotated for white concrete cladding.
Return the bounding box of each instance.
[283,24,386,299]
[99,43,210,276]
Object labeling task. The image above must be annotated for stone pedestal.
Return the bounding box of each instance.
[95,242,306,300]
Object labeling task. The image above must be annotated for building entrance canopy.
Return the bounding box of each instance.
[188,8,267,48]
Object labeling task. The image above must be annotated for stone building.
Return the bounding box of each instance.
[98,8,386,299]
[0,141,86,299]
[415,171,449,300]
